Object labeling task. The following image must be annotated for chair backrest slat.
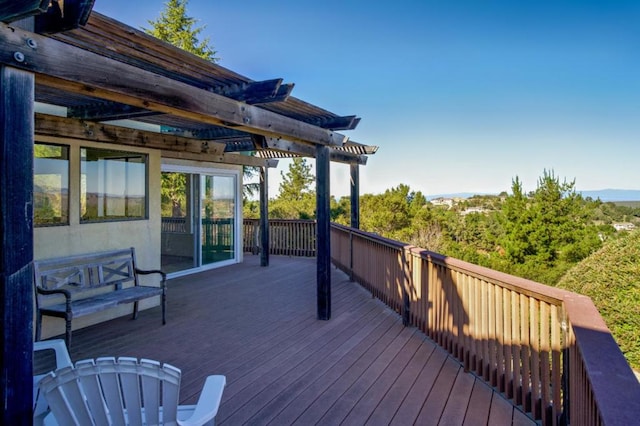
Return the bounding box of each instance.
[139,359,163,425]
[158,361,181,424]
[75,360,110,424]
[93,358,127,426]
[116,358,144,426]
[39,365,95,425]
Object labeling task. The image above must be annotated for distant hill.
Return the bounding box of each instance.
[558,230,640,371]
[427,192,488,200]
[579,189,640,202]
[426,189,640,202]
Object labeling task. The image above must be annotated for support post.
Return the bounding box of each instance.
[0,61,35,424]
[316,145,331,320]
[259,166,269,266]
[350,163,360,229]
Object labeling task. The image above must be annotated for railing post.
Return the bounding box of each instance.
[401,247,411,326]
[561,310,570,426]
[259,166,270,266]
[349,229,354,281]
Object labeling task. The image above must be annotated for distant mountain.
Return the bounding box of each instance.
[579,189,640,202]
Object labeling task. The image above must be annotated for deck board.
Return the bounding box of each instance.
[463,380,494,425]
[63,255,535,425]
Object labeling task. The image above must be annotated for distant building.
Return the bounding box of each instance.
[461,207,488,216]
[613,222,636,231]
[430,197,455,208]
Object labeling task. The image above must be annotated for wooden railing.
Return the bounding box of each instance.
[330,223,640,426]
[241,218,639,423]
[243,219,316,257]
[161,217,188,233]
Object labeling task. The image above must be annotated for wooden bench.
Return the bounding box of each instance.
[34,248,167,347]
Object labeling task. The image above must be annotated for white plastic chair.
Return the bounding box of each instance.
[33,339,74,425]
[39,357,225,426]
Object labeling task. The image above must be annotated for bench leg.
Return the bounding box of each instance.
[162,291,166,325]
[132,301,139,320]
[35,311,42,341]
[65,317,72,348]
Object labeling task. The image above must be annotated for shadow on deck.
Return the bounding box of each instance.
[64,255,535,425]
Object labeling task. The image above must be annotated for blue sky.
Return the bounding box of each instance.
[93,0,640,197]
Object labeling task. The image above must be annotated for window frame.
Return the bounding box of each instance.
[80,146,149,223]
[34,142,70,227]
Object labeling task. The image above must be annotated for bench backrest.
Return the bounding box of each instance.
[39,357,182,425]
[33,248,140,294]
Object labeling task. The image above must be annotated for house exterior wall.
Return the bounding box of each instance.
[33,136,245,339]
[34,135,163,339]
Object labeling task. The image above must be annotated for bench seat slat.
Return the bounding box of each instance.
[39,286,164,317]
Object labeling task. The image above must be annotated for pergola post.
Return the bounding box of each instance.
[259,165,269,267]
[316,145,331,320]
[350,163,360,229]
[0,61,35,424]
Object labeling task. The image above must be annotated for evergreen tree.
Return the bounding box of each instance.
[278,158,314,201]
[495,170,602,283]
[145,0,218,62]
[269,158,316,219]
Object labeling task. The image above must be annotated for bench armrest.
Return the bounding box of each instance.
[135,268,167,287]
[36,287,73,316]
[36,287,72,299]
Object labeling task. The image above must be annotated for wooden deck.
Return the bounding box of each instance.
[64,255,535,425]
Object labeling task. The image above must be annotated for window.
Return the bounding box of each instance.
[34,143,69,226]
[81,147,147,222]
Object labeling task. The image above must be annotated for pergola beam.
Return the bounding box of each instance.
[67,79,294,121]
[67,101,160,121]
[0,23,348,148]
[34,113,275,167]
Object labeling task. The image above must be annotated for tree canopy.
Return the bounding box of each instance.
[145,0,218,62]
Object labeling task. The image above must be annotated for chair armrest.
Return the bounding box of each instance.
[177,375,226,426]
[135,268,167,286]
[33,339,72,369]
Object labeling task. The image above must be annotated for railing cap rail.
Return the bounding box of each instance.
[563,293,640,425]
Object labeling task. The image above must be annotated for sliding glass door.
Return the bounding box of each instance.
[201,175,236,266]
[161,167,239,275]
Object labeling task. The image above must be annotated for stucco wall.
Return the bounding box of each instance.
[34,135,162,339]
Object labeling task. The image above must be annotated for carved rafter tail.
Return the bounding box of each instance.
[0,0,49,23]
[316,115,360,131]
[223,79,294,105]
[35,0,96,34]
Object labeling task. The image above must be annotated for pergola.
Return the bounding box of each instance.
[0,1,377,422]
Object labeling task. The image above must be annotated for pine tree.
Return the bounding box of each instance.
[145,0,218,62]
[278,158,315,202]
